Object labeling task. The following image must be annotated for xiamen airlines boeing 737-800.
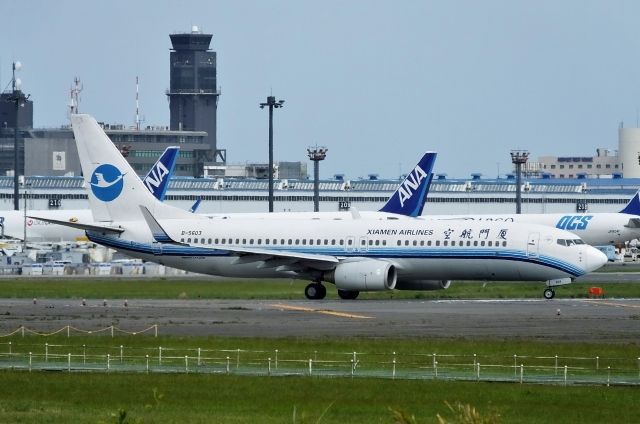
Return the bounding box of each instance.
[31,114,607,300]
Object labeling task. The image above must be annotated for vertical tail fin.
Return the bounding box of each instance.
[143,146,179,201]
[379,152,436,217]
[70,114,192,222]
[189,197,202,213]
[620,191,640,215]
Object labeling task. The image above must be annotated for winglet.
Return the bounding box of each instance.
[379,152,436,217]
[139,206,180,244]
[620,192,640,215]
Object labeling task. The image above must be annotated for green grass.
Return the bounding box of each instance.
[0,370,638,423]
[1,275,639,423]
[0,277,639,300]
[3,335,639,370]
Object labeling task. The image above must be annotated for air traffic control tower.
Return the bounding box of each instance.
[167,26,225,163]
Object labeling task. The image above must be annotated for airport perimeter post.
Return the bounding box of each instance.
[259,96,285,212]
[510,150,529,214]
[307,146,328,212]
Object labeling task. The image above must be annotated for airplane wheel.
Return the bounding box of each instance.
[317,284,326,299]
[543,288,555,300]
[337,289,360,300]
[305,283,326,300]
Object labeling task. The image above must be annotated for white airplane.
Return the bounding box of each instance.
[0,146,179,243]
[428,200,640,246]
[31,114,608,300]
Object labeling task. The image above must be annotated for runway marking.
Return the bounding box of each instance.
[582,300,640,309]
[270,303,374,319]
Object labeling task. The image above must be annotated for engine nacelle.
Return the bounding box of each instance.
[395,279,451,291]
[325,260,397,291]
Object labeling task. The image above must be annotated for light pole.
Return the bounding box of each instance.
[8,62,29,211]
[259,96,285,212]
[510,150,529,214]
[22,180,31,251]
[307,146,328,212]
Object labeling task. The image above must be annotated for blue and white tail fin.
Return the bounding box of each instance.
[143,146,179,201]
[379,152,436,217]
[189,197,202,213]
[620,191,640,215]
[70,114,194,222]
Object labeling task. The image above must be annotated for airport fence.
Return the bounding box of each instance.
[0,340,639,387]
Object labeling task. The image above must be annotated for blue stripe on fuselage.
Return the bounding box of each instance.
[86,232,586,277]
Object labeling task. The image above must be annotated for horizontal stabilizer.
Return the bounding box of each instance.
[139,206,182,244]
[27,216,124,234]
[625,217,640,228]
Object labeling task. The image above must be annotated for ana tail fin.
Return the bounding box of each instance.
[620,192,640,215]
[70,114,193,222]
[143,146,179,201]
[189,197,202,213]
[379,151,436,217]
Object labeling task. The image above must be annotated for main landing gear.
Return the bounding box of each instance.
[543,288,555,300]
[337,289,360,300]
[304,282,326,300]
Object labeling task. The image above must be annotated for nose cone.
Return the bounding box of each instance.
[585,246,608,273]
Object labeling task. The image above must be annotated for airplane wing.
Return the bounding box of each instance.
[26,215,125,235]
[139,206,339,271]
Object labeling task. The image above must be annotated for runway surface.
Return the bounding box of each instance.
[1,298,639,342]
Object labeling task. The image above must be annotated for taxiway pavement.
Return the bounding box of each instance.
[1,298,639,342]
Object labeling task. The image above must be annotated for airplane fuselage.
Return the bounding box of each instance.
[430,213,640,246]
[87,215,604,284]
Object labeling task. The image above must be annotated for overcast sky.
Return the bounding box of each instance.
[2,0,640,179]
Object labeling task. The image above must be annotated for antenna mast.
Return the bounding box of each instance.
[135,76,145,130]
[69,77,83,115]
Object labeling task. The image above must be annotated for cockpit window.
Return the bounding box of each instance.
[557,238,585,247]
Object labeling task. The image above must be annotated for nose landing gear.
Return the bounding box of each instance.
[543,277,572,300]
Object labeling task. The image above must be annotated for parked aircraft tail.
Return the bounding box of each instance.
[143,146,179,202]
[619,191,640,215]
[70,114,193,222]
[378,152,436,217]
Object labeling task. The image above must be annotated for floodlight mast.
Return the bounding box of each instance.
[510,150,529,214]
[259,96,285,212]
[307,146,328,212]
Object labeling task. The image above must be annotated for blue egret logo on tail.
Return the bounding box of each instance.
[90,164,125,202]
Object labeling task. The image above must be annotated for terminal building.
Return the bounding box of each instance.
[0,173,637,216]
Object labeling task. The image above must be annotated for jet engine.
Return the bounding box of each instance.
[325,260,397,291]
[395,279,451,291]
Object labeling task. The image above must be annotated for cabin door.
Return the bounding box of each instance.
[527,232,539,257]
